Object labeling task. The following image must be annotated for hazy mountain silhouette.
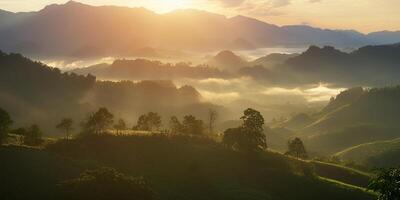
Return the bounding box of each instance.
[0,1,397,58]
[0,50,215,134]
[242,44,400,87]
[207,50,248,71]
[72,58,229,80]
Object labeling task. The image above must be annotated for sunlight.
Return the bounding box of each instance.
[153,0,188,13]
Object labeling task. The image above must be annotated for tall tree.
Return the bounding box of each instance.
[134,112,161,132]
[23,124,43,146]
[56,118,74,140]
[285,137,308,159]
[0,108,13,143]
[113,119,127,135]
[81,107,114,135]
[368,167,400,200]
[223,108,266,152]
[207,109,218,135]
[182,115,204,135]
[169,116,183,134]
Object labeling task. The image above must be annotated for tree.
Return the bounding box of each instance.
[134,112,161,132]
[23,124,43,146]
[59,167,154,200]
[182,115,204,135]
[169,116,183,134]
[81,107,114,135]
[113,119,127,135]
[0,108,13,143]
[56,118,74,140]
[368,168,400,200]
[285,137,308,159]
[207,109,218,134]
[223,108,266,152]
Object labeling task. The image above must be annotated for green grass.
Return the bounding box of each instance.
[335,137,400,168]
[44,134,374,200]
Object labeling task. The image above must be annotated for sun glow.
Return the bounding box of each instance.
[151,0,189,13]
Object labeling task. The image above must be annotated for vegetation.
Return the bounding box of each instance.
[23,124,43,146]
[134,112,162,132]
[59,167,154,200]
[0,107,12,143]
[223,108,267,152]
[113,119,127,135]
[286,138,308,159]
[56,118,74,140]
[81,107,114,135]
[368,168,400,200]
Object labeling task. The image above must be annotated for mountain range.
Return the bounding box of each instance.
[0,1,400,58]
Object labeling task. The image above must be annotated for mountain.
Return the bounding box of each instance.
[242,44,400,87]
[367,31,400,44]
[0,50,211,134]
[0,1,396,58]
[72,58,229,80]
[207,50,248,71]
[251,53,299,69]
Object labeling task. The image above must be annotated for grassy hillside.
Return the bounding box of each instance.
[42,134,374,200]
[335,138,400,169]
[0,145,90,199]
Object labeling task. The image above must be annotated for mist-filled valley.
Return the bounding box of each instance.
[1,1,400,200]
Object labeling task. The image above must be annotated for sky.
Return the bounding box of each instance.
[0,0,399,33]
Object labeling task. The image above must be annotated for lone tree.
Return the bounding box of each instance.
[207,109,218,135]
[169,116,184,134]
[285,137,308,159]
[0,108,13,143]
[223,108,266,152]
[56,118,74,140]
[59,167,154,200]
[81,107,114,135]
[113,119,127,135]
[368,168,400,200]
[134,112,161,132]
[23,124,43,146]
[182,115,205,135]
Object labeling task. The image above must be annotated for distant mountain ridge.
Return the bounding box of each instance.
[0,1,399,58]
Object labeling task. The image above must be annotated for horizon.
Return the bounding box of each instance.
[0,0,399,34]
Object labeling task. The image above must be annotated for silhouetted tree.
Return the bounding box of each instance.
[223,108,266,152]
[285,137,308,159]
[81,107,114,135]
[114,119,127,135]
[368,167,400,200]
[59,167,154,200]
[23,124,43,146]
[182,115,204,135]
[56,118,74,140]
[207,109,218,134]
[0,108,13,143]
[134,112,161,132]
[169,116,184,134]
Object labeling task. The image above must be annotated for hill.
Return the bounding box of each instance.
[242,44,400,87]
[0,1,395,58]
[0,50,214,135]
[42,134,373,200]
[335,138,400,169]
[207,50,248,71]
[72,58,229,80]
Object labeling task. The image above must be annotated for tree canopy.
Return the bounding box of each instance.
[368,167,400,200]
[223,108,266,152]
[285,138,308,159]
[81,107,114,135]
[134,112,162,132]
[0,108,13,143]
[56,118,73,140]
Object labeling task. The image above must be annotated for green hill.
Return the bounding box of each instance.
[335,138,400,169]
[40,134,374,200]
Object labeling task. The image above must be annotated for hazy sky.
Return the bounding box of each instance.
[0,0,399,33]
